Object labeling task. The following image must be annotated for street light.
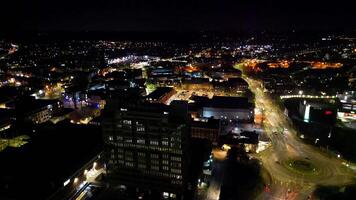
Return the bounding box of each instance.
[315,138,319,144]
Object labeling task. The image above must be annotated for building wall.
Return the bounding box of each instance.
[191,127,218,145]
[202,107,254,121]
[102,107,190,196]
[27,102,63,124]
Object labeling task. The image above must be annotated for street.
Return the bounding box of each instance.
[246,77,356,200]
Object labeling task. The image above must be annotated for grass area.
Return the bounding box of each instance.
[284,158,319,175]
[145,81,157,94]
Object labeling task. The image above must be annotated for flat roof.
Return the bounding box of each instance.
[146,87,174,100]
[207,96,253,109]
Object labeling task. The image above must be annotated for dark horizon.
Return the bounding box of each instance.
[2,29,356,42]
[2,0,356,33]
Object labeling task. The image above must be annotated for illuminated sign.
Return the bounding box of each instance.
[325,110,333,115]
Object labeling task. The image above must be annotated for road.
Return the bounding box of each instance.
[206,159,225,200]
[245,77,356,200]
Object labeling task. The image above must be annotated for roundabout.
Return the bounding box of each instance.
[284,158,319,175]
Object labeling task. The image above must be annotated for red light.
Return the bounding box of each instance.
[325,110,333,115]
[264,186,271,193]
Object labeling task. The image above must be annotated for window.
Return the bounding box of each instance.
[125,151,133,161]
[136,126,145,132]
[108,136,113,141]
[151,160,159,165]
[162,160,169,165]
[125,162,134,167]
[162,137,169,146]
[150,140,159,146]
[171,156,181,161]
[151,165,159,171]
[171,162,181,168]
[138,164,146,169]
[162,166,169,171]
[137,139,145,144]
[151,154,159,159]
[123,120,131,125]
[171,168,181,174]
[124,138,132,143]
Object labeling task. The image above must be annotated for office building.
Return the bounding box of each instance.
[102,100,192,199]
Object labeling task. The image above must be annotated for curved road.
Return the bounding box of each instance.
[246,77,356,200]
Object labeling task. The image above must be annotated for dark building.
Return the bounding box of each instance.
[102,100,193,199]
[15,97,63,125]
[213,78,249,93]
[0,122,103,200]
[191,118,220,145]
[299,100,337,125]
[201,96,254,122]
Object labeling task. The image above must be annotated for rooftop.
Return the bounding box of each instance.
[146,87,175,100]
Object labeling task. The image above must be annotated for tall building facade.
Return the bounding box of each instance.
[102,100,191,199]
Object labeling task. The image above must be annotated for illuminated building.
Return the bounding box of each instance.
[102,100,192,199]
[299,100,337,124]
[16,97,63,125]
[191,118,220,145]
[145,87,176,104]
[201,96,254,122]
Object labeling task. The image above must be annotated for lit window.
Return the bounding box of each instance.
[124,138,132,143]
[151,154,159,159]
[137,139,145,144]
[171,156,181,161]
[150,140,159,146]
[123,120,131,125]
[162,140,169,146]
[137,126,145,132]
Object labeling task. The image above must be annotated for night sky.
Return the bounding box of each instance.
[2,0,356,32]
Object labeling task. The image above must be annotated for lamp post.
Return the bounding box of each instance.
[314,138,319,145]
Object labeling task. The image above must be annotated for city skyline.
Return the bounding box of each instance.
[1,1,356,200]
